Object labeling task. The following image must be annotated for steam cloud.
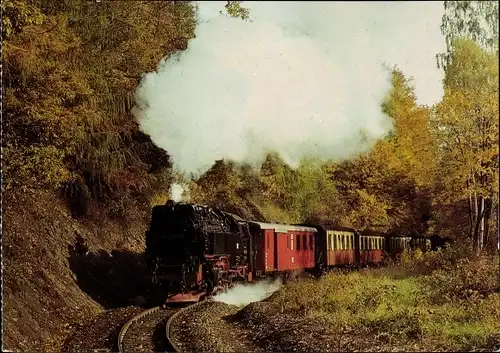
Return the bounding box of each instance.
[133,1,445,175]
[213,279,282,307]
[170,182,189,202]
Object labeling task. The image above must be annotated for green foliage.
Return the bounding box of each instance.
[432,39,498,246]
[223,1,250,21]
[1,0,45,40]
[438,0,499,68]
[266,252,500,351]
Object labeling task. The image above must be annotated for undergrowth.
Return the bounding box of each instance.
[267,246,500,351]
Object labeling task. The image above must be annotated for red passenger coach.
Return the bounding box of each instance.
[326,228,356,266]
[248,222,317,275]
[359,234,385,264]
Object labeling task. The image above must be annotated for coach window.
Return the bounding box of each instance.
[290,234,294,250]
[267,234,270,249]
[302,234,307,250]
[309,234,313,250]
[296,234,301,250]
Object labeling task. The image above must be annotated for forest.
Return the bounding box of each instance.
[3,0,498,250]
[2,0,499,352]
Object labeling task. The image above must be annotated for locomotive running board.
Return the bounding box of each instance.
[166,291,207,304]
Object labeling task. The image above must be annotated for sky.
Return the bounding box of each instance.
[133,1,447,176]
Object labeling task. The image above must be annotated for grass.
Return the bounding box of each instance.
[265,248,500,351]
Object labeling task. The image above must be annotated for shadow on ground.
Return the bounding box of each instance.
[68,235,168,309]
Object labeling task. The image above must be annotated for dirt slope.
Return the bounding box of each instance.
[2,190,149,352]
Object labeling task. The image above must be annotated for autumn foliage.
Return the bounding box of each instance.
[3,1,498,249]
[3,0,196,219]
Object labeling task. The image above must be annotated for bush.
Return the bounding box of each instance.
[421,254,499,303]
[263,253,500,351]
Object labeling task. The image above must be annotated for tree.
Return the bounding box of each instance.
[437,0,499,68]
[435,1,498,251]
[221,1,250,21]
[432,39,499,251]
[327,69,437,233]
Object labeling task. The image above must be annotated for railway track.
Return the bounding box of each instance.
[118,305,179,353]
[118,300,209,353]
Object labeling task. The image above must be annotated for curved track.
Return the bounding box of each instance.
[118,305,180,353]
[165,300,208,353]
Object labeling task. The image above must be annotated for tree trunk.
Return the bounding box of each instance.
[479,196,485,251]
[483,197,493,248]
[472,196,486,253]
[467,178,474,239]
[472,190,479,251]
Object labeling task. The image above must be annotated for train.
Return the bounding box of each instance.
[145,200,450,303]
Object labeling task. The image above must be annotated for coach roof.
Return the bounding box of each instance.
[249,221,317,233]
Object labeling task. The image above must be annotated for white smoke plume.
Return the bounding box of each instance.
[170,182,190,202]
[214,278,282,307]
[133,1,445,175]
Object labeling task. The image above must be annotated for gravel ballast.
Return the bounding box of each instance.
[62,306,143,352]
[169,300,263,353]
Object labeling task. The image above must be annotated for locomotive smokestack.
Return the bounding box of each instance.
[166,200,175,208]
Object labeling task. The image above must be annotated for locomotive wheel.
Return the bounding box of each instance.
[206,278,214,295]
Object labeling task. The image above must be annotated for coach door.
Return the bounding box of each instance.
[264,229,276,272]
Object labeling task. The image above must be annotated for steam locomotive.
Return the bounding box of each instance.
[145,200,449,303]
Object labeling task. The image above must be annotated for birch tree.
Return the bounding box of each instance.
[433,39,498,251]
[434,1,499,251]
